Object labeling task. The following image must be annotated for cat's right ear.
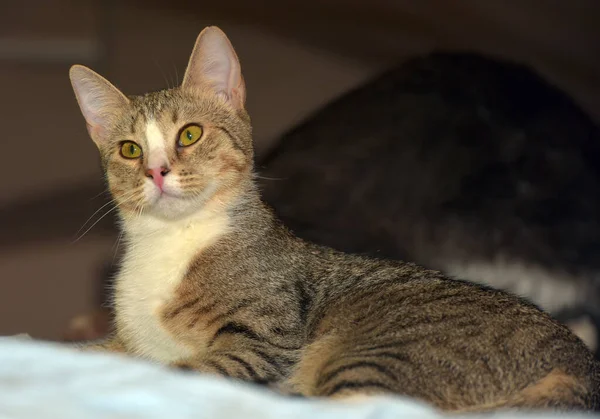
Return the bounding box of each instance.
[181,27,246,109]
[69,65,129,145]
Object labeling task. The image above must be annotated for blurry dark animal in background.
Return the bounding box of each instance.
[258,52,600,351]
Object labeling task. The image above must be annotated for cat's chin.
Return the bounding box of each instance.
[142,182,220,221]
[145,194,201,221]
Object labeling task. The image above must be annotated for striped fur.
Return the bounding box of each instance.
[68,27,600,412]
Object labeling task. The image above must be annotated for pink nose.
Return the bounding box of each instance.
[145,166,171,189]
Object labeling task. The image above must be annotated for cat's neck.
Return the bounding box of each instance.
[119,182,275,251]
[121,205,230,241]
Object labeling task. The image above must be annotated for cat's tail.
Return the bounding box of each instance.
[452,368,600,414]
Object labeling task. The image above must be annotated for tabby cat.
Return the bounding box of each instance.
[66,49,600,350]
[69,27,600,412]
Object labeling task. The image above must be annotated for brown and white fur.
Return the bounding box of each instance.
[69,27,600,412]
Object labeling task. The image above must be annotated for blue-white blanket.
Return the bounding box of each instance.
[0,337,596,419]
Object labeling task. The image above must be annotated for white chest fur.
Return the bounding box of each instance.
[115,212,229,363]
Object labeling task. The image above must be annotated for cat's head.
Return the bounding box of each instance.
[69,27,252,221]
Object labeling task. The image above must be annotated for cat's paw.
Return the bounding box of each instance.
[172,361,196,371]
[171,359,212,374]
[267,381,304,398]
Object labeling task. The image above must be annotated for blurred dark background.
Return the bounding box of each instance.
[0,0,598,340]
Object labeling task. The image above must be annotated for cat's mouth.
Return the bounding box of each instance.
[158,189,175,198]
[145,185,182,207]
[149,185,206,208]
[148,180,183,199]
[142,180,218,219]
[154,189,182,201]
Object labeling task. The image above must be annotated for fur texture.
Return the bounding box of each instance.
[69,27,600,412]
[258,52,600,321]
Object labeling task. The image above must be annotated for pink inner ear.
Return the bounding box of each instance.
[182,27,245,109]
[231,87,245,109]
[86,123,102,140]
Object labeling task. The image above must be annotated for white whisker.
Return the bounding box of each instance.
[254,174,286,181]
[72,205,120,243]
[73,191,141,243]
[112,231,124,264]
[75,198,117,238]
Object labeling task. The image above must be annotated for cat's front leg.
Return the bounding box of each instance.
[172,344,295,389]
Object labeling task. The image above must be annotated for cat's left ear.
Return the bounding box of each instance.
[69,65,129,146]
[181,26,246,109]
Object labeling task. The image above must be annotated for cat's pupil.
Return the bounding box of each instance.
[186,130,193,140]
[129,144,135,154]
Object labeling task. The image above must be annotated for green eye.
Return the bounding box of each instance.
[120,141,142,159]
[178,124,203,147]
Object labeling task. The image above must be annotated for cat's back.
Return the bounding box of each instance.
[301,250,600,409]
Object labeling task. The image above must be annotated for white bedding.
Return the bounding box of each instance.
[0,336,596,419]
